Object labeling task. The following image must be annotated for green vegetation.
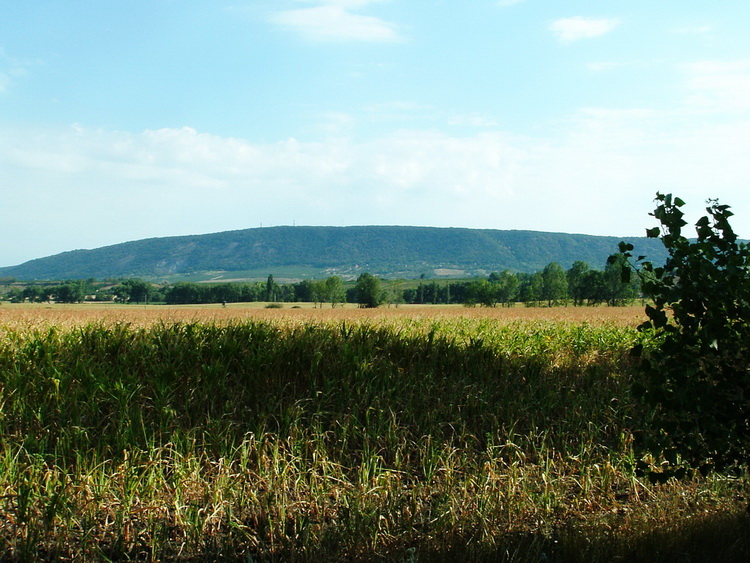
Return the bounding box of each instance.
[4,280,94,304]
[0,317,747,561]
[354,272,383,308]
[2,256,639,309]
[0,225,668,281]
[620,194,750,476]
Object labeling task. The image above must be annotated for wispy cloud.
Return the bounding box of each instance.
[680,59,750,113]
[673,25,714,35]
[271,1,402,43]
[6,82,750,267]
[550,17,620,43]
[448,113,499,128]
[5,57,750,264]
[586,61,626,72]
[0,47,33,93]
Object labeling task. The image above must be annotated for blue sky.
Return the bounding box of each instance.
[2,0,750,267]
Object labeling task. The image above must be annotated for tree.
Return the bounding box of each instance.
[581,270,607,306]
[53,281,87,304]
[494,271,520,307]
[464,279,498,307]
[115,279,151,304]
[520,272,543,306]
[266,274,276,302]
[311,280,327,308]
[241,282,265,302]
[541,262,568,307]
[294,280,317,303]
[603,253,639,306]
[6,287,24,303]
[567,261,590,307]
[211,283,241,304]
[619,193,750,476]
[324,276,345,308]
[20,285,45,303]
[164,282,200,304]
[355,273,383,308]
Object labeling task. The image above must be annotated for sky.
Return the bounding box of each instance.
[2,0,750,267]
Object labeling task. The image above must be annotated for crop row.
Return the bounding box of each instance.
[0,318,746,561]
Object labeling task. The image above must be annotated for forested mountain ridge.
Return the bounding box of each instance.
[0,226,667,281]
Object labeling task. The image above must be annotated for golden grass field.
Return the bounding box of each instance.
[4,300,746,561]
[0,301,650,328]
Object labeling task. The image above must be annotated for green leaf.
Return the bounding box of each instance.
[618,242,634,252]
[632,193,750,474]
[620,266,631,284]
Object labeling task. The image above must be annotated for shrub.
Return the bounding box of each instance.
[619,193,750,476]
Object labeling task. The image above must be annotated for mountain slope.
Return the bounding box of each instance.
[0,226,666,280]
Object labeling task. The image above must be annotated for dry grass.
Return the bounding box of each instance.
[0,302,746,561]
[0,302,649,329]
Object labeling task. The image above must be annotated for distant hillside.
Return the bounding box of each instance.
[0,226,667,281]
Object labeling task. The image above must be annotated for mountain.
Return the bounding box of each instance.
[0,226,666,281]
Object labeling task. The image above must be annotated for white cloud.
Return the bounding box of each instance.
[4,72,750,266]
[362,101,437,124]
[448,113,499,128]
[674,25,714,35]
[586,61,626,72]
[271,1,402,43]
[0,47,31,93]
[681,60,750,113]
[550,17,620,43]
[0,125,528,263]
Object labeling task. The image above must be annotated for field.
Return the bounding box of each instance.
[0,303,748,561]
[0,301,650,328]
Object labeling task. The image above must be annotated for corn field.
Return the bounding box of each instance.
[0,304,747,561]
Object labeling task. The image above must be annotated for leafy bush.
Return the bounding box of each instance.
[619,193,750,476]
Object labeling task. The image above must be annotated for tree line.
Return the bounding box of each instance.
[3,255,638,308]
[351,255,638,308]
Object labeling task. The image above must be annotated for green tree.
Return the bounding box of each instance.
[541,262,568,307]
[620,193,750,476]
[603,253,639,306]
[464,279,498,307]
[355,273,383,308]
[293,280,314,303]
[240,282,265,302]
[53,281,87,303]
[21,285,44,303]
[324,276,345,308]
[417,281,425,304]
[115,279,151,304]
[266,274,276,302]
[311,280,327,308]
[429,281,439,304]
[566,261,590,307]
[277,284,295,303]
[520,272,543,306]
[6,287,24,303]
[495,270,520,307]
[582,270,607,306]
[211,283,241,304]
[164,282,203,304]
